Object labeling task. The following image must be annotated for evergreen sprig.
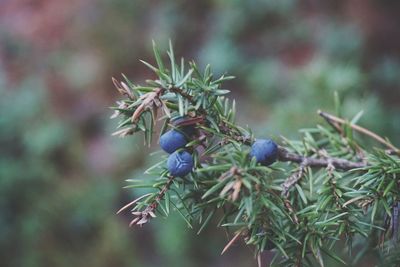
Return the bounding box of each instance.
[110,42,400,267]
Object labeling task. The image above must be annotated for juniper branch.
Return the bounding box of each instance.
[110,43,400,267]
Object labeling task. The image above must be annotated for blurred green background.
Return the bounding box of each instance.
[1,1,399,266]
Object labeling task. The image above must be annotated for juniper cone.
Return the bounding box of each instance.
[159,130,188,154]
[250,139,278,166]
[167,150,194,177]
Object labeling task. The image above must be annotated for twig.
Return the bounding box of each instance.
[318,112,365,159]
[281,159,308,198]
[170,86,196,105]
[322,115,343,135]
[124,175,175,226]
[284,199,299,224]
[281,161,305,224]
[278,147,366,170]
[279,147,365,204]
[318,110,400,154]
[116,193,153,214]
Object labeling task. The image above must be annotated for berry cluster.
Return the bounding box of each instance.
[160,118,278,177]
[161,130,193,176]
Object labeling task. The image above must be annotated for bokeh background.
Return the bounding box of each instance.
[1,1,400,266]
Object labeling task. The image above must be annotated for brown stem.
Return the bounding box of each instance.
[279,147,366,201]
[278,147,366,170]
[318,110,400,154]
[170,87,196,105]
[281,160,308,197]
[128,175,175,226]
[284,199,299,224]
[154,175,175,203]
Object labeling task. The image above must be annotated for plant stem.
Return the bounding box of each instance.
[278,147,366,170]
[318,110,400,154]
[127,175,175,226]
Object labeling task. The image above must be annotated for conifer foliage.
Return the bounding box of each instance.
[111,42,400,266]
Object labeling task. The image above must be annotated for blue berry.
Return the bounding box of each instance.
[167,150,194,177]
[250,139,278,166]
[160,130,188,154]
